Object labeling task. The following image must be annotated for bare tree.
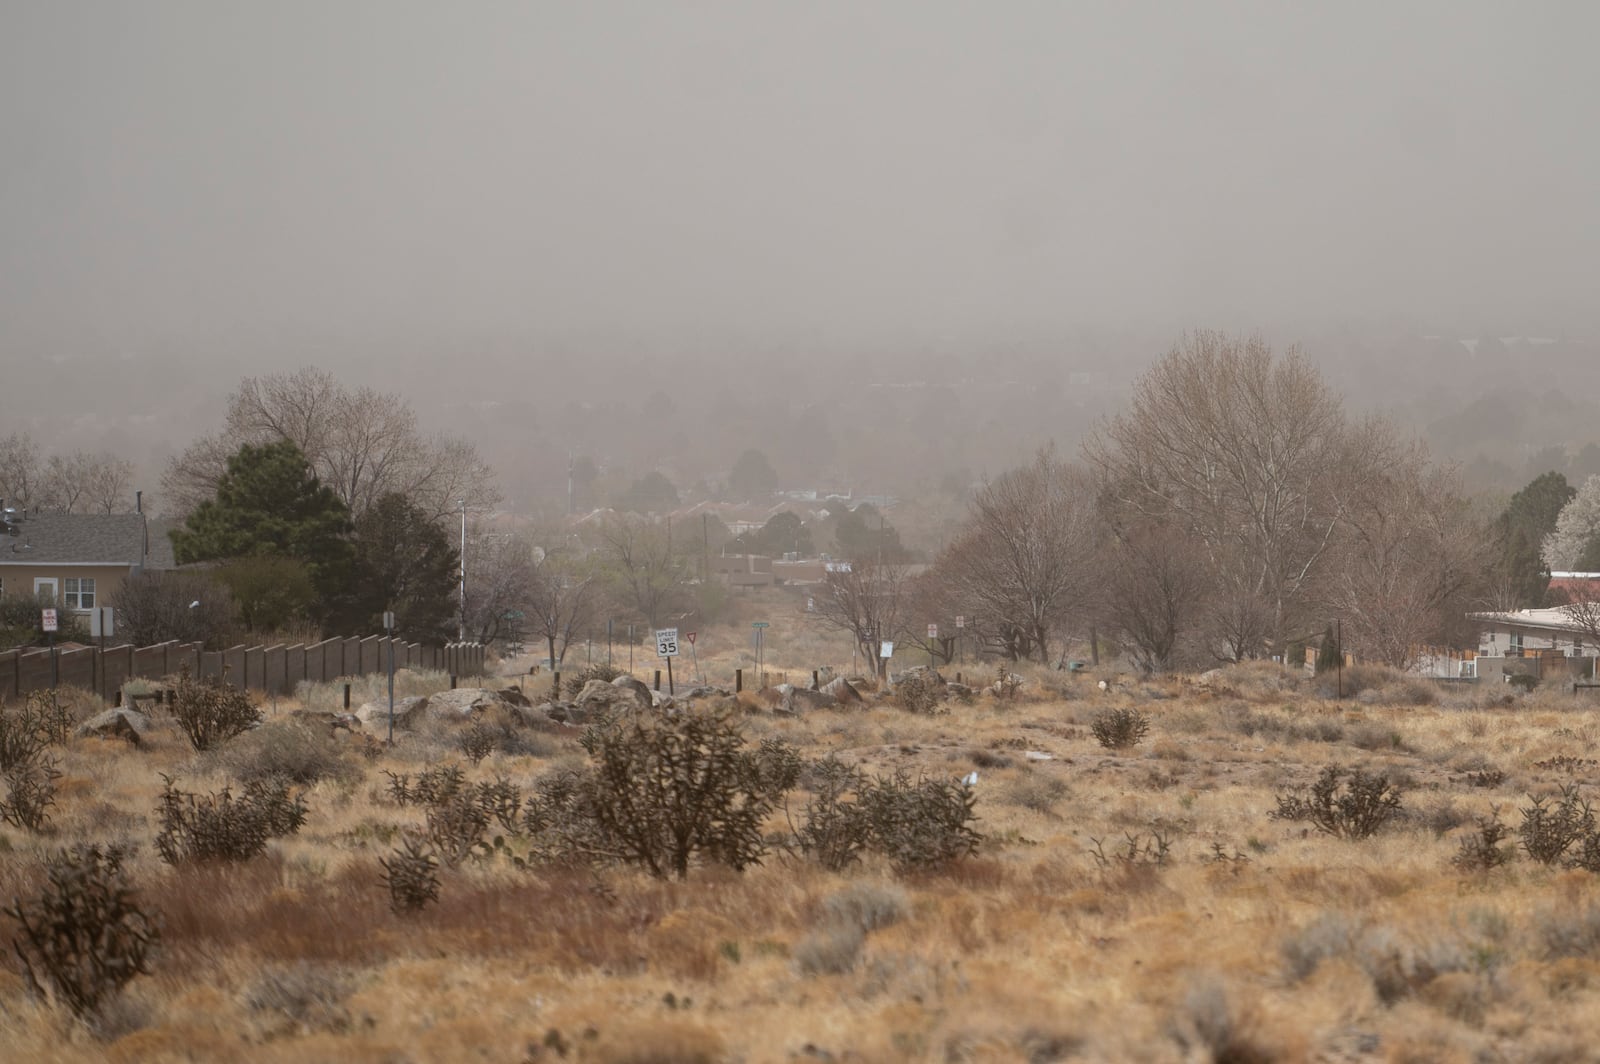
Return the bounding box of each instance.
[930,450,1103,664]
[1086,332,1351,658]
[0,433,40,508]
[161,368,498,520]
[593,515,689,630]
[1097,521,1210,674]
[461,529,537,646]
[523,535,596,667]
[810,560,910,680]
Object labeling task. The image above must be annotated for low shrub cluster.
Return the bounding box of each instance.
[0,689,73,832]
[564,663,625,699]
[154,775,307,864]
[790,757,982,873]
[170,669,262,752]
[1091,707,1150,750]
[5,844,159,1022]
[1272,765,1404,840]
[895,670,947,715]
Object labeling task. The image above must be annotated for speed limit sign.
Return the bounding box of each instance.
[655,628,680,657]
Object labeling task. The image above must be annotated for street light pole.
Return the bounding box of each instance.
[458,498,467,642]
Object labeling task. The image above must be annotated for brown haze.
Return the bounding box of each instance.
[3,3,1599,510]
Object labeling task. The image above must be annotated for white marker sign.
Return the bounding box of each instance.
[879,641,894,658]
[655,627,680,657]
[41,608,58,633]
[927,623,938,639]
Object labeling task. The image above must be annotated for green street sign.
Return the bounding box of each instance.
[752,621,770,628]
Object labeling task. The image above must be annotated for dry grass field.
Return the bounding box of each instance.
[5,656,1600,1063]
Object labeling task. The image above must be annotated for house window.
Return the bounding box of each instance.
[63,577,95,610]
[1509,632,1523,656]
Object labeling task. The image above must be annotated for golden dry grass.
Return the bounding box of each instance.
[8,660,1600,1061]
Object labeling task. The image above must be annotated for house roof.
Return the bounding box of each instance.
[0,513,155,568]
[1471,607,1591,635]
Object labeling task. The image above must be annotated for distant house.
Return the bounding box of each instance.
[1547,571,1600,602]
[1472,607,1595,658]
[0,511,176,618]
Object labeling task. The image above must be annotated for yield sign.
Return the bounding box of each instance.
[686,632,697,645]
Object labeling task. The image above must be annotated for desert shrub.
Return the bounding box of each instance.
[244,963,354,1035]
[1091,707,1150,750]
[521,767,609,867]
[384,764,467,807]
[1535,904,1600,960]
[154,775,307,864]
[379,834,440,914]
[1519,785,1595,865]
[793,922,865,976]
[1,750,62,832]
[564,663,624,699]
[5,844,159,1022]
[457,720,499,765]
[1004,773,1068,814]
[1089,830,1173,868]
[170,669,262,751]
[1451,810,1514,873]
[1346,722,1405,752]
[895,670,946,715]
[1508,673,1539,693]
[214,721,353,785]
[822,881,910,933]
[792,757,872,872]
[22,689,77,746]
[858,770,982,872]
[1272,765,1403,840]
[581,706,779,879]
[425,791,491,867]
[474,777,523,834]
[750,737,804,797]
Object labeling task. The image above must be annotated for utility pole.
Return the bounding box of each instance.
[458,498,467,642]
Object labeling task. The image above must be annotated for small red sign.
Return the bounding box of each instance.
[686,632,697,645]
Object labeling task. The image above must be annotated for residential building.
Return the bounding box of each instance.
[0,511,175,617]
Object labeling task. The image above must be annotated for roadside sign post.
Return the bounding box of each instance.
[955,614,964,663]
[655,627,679,695]
[879,640,893,691]
[752,622,769,689]
[686,630,701,683]
[384,611,397,745]
[928,623,938,667]
[42,608,58,688]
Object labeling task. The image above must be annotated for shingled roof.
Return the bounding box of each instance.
[0,513,160,567]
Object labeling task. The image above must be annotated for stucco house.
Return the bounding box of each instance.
[0,511,175,619]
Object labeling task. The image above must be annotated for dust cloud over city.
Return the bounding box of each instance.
[2,3,1597,518]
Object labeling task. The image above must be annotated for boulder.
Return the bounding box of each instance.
[576,679,648,714]
[425,687,506,719]
[782,687,838,714]
[681,685,731,701]
[541,701,588,726]
[356,695,430,730]
[946,683,975,700]
[611,674,655,707]
[499,685,532,707]
[820,676,864,705]
[289,709,362,733]
[78,708,151,745]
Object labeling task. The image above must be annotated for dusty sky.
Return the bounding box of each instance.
[2,2,1596,364]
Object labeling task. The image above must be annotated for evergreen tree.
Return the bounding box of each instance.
[171,441,355,624]
[351,493,460,640]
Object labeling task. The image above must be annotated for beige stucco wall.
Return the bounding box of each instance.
[0,563,133,613]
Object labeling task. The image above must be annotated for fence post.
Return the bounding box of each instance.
[343,683,351,710]
[654,669,661,691]
[735,668,742,693]
[553,672,561,700]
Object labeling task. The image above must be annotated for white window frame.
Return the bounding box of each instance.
[63,576,95,611]
[1509,632,1523,656]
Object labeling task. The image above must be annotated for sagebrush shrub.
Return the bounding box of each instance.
[895,670,946,715]
[1091,707,1151,750]
[6,845,159,1021]
[1272,765,1403,840]
[170,669,262,752]
[214,721,352,785]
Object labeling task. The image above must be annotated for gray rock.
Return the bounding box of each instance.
[784,687,838,713]
[356,695,430,730]
[820,676,865,705]
[78,708,151,745]
[576,679,647,714]
[611,674,655,707]
[498,685,532,707]
[425,688,505,719]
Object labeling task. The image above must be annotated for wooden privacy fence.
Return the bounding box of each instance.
[0,637,487,705]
